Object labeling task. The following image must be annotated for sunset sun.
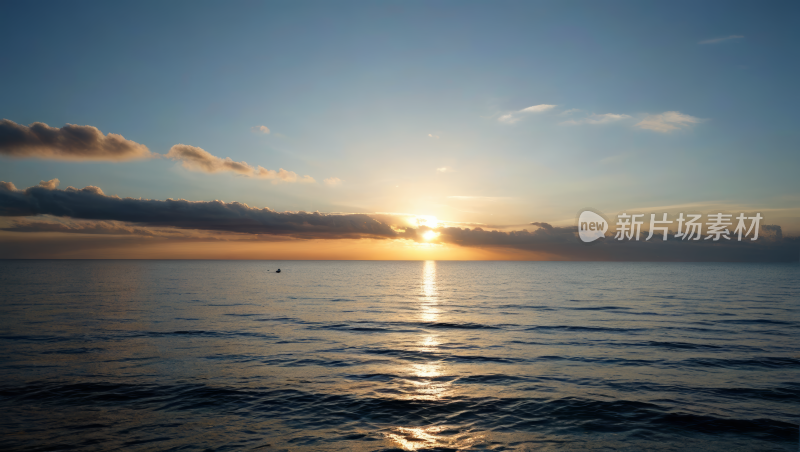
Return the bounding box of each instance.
[422,230,439,241]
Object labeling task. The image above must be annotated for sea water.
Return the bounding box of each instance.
[0,260,797,451]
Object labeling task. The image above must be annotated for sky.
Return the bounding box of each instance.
[1,0,798,260]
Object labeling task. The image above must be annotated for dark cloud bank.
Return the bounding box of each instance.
[0,181,393,239]
[0,120,153,160]
[1,181,797,262]
[438,224,797,262]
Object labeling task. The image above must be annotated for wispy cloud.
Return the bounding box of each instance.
[635,111,702,133]
[428,133,439,139]
[0,119,154,161]
[252,125,271,134]
[520,104,556,113]
[560,113,632,126]
[167,144,251,175]
[323,177,342,187]
[165,144,314,183]
[498,104,556,124]
[559,108,582,116]
[699,35,744,45]
[436,167,455,173]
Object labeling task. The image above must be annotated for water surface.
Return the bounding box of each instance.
[0,260,798,451]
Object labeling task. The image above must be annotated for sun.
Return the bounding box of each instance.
[414,215,438,229]
[422,230,439,241]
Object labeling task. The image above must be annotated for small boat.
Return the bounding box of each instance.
[275,269,281,273]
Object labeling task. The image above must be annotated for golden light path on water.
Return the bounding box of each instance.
[384,261,485,450]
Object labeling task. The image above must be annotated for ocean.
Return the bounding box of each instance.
[0,260,797,451]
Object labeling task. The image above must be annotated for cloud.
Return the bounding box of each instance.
[635,111,702,133]
[38,178,60,190]
[0,119,154,161]
[253,125,271,134]
[1,181,795,261]
[530,222,554,230]
[428,134,439,139]
[761,224,782,240]
[0,182,395,239]
[323,177,342,187]
[3,218,164,237]
[165,144,314,183]
[368,213,797,262]
[431,224,796,262]
[436,167,455,173]
[166,144,252,174]
[0,120,316,183]
[520,104,556,113]
[556,110,701,132]
[560,113,632,126]
[559,109,582,116]
[436,224,576,248]
[255,168,315,183]
[1,216,299,242]
[699,35,744,45]
[498,104,556,124]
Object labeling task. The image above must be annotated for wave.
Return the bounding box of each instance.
[1,381,795,443]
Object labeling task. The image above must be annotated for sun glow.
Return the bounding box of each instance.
[422,230,439,241]
[415,215,438,228]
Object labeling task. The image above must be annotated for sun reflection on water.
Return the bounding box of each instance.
[384,261,484,450]
[384,425,484,451]
[396,262,448,402]
[420,260,439,323]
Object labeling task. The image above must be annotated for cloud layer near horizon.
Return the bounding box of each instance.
[0,181,796,262]
[0,181,392,239]
[0,119,153,161]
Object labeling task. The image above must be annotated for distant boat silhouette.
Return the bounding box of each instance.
[275,269,281,273]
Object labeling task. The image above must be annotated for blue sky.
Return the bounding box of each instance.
[1,0,798,239]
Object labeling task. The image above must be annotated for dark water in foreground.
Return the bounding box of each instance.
[0,260,798,451]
